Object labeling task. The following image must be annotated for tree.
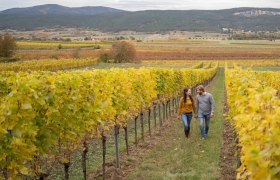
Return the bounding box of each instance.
[0,33,17,58]
[111,41,137,63]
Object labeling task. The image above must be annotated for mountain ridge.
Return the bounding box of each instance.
[0,4,126,15]
[1,5,280,32]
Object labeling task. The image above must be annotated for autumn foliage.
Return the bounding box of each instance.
[99,41,137,63]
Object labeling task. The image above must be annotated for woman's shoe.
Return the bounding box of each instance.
[184,129,190,138]
[184,130,188,138]
[186,128,190,138]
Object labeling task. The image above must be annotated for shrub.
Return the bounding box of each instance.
[111,41,137,63]
[0,33,17,58]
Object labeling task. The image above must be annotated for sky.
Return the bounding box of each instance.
[1,0,280,11]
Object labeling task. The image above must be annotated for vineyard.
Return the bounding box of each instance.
[0,58,98,71]
[0,37,280,179]
[225,65,280,179]
[0,65,218,179]
[142,59,280,67]
[16,41,107,50]
[13,39,280,60]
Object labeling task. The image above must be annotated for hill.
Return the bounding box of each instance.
[1,5,280,32]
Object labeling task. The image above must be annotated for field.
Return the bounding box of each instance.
[0,39,279,180]
[15,39,280,60]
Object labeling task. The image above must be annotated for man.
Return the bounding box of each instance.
[195,85,215,140]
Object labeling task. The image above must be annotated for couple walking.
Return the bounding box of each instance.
[177,85,215,140]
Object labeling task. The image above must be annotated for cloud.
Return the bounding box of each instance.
[1,0,280,11]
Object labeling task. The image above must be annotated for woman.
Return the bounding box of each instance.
[177,88,196,138]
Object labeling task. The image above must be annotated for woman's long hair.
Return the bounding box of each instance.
[183,88,194,104]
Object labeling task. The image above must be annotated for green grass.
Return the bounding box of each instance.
[242,66,280,71]
[252,66,280,71]
[78,63,192,70]
[127,68,225,180]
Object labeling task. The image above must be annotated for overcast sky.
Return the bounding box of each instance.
[1,0,280,11]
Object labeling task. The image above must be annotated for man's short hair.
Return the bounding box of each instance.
[196,85,205,92]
